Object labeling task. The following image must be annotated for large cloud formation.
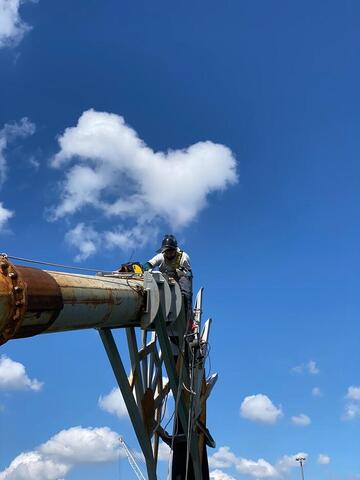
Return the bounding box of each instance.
[209,446,309,479]
[0,426,123,480]
[51,109,238,260]
[0,0,34,48]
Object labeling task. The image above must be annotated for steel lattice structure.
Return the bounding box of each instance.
[0,255,217,479]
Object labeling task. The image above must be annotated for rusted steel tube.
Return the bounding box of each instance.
[0,256,146,345]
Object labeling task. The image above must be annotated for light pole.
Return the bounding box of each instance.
[296,456,306,480]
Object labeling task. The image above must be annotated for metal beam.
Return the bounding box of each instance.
[98,328,157,480]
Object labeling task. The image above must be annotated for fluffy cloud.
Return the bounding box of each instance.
[0,118,35,231]
[98,387,128,419]
[0,0,34,48]
[292,360,319,375]
[0,117,36,184]
[0,355,43,391]
[0,426,124,480]
[346,386,360,401]
[276,453,308,474]
[0,202,13,230]
[343,402,360,420]
[65,223,101,262]
[291,414,311,427]
[343,386,360,420]
[210,469,236,480]
[317,454,330,465]
[39,426,120,463]
[209,447,276,478]
[0,451,68,480]
[210,446,238,469]
[240,394,283,424]
[311,387,322,397]
[51,109,237,259]
[209,447,307,478]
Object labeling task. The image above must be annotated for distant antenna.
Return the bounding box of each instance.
[296,456,306,480]
[119,436,146,480]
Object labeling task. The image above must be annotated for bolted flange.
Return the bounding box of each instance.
[0,255,27,345]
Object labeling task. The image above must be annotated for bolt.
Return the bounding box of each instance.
[8,272,17,279]
[15,301,23,307]
[14,286,23,292]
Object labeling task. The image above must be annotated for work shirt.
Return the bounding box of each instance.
[147,248,192,278]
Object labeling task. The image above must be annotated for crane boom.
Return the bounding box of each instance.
[119,436,147,480]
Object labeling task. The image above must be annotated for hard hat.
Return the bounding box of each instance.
[157,234,178,253]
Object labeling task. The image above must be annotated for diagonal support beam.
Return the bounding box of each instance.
[98,328,157,480]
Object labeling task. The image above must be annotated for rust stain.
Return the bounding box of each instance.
[13,266,63,339]
[0,257,27,345]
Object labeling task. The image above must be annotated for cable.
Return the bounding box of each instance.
[3,253,144,300]
[3,254,104,272]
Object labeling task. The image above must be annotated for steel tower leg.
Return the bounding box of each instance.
[98,328,157,480]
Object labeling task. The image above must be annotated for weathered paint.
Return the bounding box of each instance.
[0,257,147,344]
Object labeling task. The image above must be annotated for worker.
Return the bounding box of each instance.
[143,234,193,325]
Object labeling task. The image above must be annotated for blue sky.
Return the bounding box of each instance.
[0,1,359,479]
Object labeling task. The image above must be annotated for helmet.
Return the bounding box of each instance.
[157,234,178,253]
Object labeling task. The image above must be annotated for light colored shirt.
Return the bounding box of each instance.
[148,248,192,277]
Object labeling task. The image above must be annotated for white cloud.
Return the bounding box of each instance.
[210,447,238,469]
[291,414,311,427]
[0,451,69,480]
[292,360,319,375]
[65,222,159,261]
[346,386,360,401]
[317,454,330,465]
[343,402,360,420]
[236,458,277,478]
[0,426,124,480]
[51,109,237,259]
[343,386,360,420]
[312,387,322,397]
[0,355,43,392]
[65,223,101,262]
[240,394,283,424]
[39,426,121,463]
[276,452,308,473]
[0,118,35,183]
[0,0,35,48]
[209,447,306,479]
[209,447,276,478]
[308,360,320,374]
[0,118,35,231]
[210,469,236,480]
[0,202,14,230]
[98,387,128,419]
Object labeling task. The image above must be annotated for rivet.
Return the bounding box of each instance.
[8,272,17,279]
[14,286,22,292]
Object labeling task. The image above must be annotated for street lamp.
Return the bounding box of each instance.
[296,456,306,480]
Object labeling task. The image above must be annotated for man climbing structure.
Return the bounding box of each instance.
[143,234,193,325]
